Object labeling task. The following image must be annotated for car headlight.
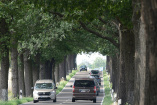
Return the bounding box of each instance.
[50,91,55,94]
[33,90,38,94]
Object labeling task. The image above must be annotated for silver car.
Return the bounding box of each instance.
[33,79,57,103]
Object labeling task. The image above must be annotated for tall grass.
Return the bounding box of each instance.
[102,70,114,105]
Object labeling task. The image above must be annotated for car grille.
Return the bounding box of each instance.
[38,92,50,96]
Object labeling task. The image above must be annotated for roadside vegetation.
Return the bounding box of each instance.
[0,97,33,105]
[103,70,114,105]
[56,70,78,94]
[0,70,78,105]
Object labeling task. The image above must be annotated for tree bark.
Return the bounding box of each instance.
[59,59,66,81]
[18,53,25,96]
[39,62,46,79]
[0,18,9,101]
[66,55,71,74]
[45,60,52,79]
[51,58,55,83]
[24,51,33,97]
[134,0,157,105]
[0,48,9,101]
[111,55,118,93]
[11,39,19,98]
[132,0,142,105]
[106,56,110,73]
[118,30,135,105]
[32,53,40,86]
[73,54,77,70]
[55,64,59,83]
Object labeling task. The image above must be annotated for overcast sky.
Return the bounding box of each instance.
[76,52,106,65]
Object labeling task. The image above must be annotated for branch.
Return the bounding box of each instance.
[99,17,107,24]
[79,21,120,49]
[49,12,64,18]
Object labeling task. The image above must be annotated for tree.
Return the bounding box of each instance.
[92,57,106,69]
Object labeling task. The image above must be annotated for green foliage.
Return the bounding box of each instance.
[92,57,106,69]
[103,70,114,105]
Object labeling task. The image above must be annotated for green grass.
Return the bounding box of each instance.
[102,70,114,105]
[0,97,33,105]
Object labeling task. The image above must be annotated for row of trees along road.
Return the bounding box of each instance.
[0,0,157,105]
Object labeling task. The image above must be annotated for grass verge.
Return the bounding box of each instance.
[0,97,33,105]
[56,70,78,94]
[102,70,114,105]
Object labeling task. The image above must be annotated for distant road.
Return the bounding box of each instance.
[20,71,105,105]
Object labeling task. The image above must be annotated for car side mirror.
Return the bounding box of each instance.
[55,87,58,89]
[31,87,34,89]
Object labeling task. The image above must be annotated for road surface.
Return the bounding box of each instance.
[21,71,105,105]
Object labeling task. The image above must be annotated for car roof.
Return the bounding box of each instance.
[91,70,99,71]
[75,77,95,81]
[35,79,54,83]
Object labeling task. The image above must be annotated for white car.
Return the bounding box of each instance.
[32,79,57,103]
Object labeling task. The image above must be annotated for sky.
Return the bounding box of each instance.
[76,52,106,65]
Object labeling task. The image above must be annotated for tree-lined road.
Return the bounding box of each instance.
[21,71,105,105]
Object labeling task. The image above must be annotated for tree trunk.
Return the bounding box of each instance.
[115,53,120,100]
[18,53,25,96]
[67,55,72,73]
[111,55,118,93]
[32,53,40,86]
[118,30,135,105]
[0,48,9,101]
[24,51,33,97]
[51,58,55,84]
[55,64,59,83]
[39,62,46,79]
[73,54,77,70]
[64,56,69,75]
[45,60,52,79]
[11,39,19,98]
[59,59,66,81]
[0,18,9,101]
[132,0,142,105]
[134,0,157,105]
[106,56,110,73]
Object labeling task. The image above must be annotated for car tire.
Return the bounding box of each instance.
[72,98,75,102]
[33,100,38,103]
[53,97,56,102]
[93,99,96,103]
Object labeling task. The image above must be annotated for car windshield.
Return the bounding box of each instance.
[74,80,95,87]
[35,83,53,89]
[91,70,99,74]
[80,65,87,68]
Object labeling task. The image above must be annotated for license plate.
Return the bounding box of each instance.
[79,89,90,92]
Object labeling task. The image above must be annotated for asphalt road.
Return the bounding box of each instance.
[21,71,105,105]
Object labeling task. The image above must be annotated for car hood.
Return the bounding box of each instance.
[34,89,54,92]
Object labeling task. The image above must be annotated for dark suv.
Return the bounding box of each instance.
[90,70,100,76]
[71,78,97,103]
